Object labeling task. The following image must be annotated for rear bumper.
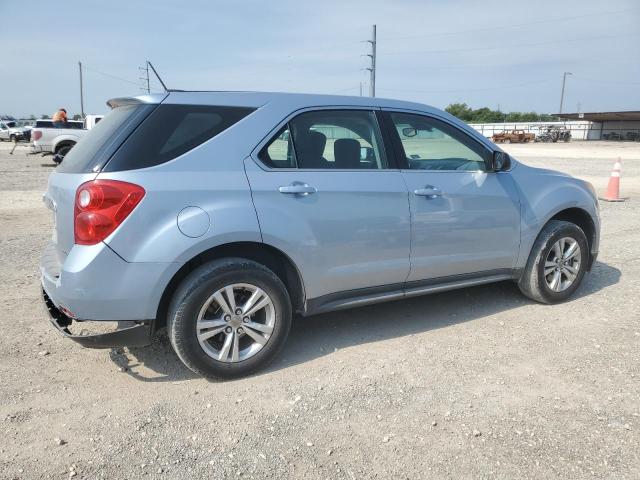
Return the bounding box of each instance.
[40,241,177,322]
[42,289,152,348]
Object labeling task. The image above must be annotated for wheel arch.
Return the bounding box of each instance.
[155,241,305,331]
[54,139,76,153]
[549,207,596,256]
[521,207,597,275]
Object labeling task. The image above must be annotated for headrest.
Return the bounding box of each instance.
[296,130,326,159]
[334,138,361,169]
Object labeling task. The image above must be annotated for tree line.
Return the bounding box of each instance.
[445,103,559,123]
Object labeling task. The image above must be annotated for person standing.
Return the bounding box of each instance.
[52,108,68,128]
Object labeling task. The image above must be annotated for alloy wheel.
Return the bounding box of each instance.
[196,283,275,363]
[544,237,582,292]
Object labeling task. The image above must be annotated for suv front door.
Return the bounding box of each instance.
[245,108,411,302]
[382,110,520,283]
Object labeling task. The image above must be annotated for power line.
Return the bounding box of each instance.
[380,32,640,56]
[82,64,140,87]
[379,7,639,41]
[329,86,361,94]
[573,77,640,86]
[378,78,554,94]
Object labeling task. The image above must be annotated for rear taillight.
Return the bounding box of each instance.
[32,130,42,141]
[74,180,145,245]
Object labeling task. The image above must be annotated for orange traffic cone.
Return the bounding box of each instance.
[600,159,625,202]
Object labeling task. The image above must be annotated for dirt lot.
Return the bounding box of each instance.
[0,141,638,479]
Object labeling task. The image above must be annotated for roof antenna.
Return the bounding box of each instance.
[147,60,168,92]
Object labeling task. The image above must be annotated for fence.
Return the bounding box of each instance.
[469,120,640,141]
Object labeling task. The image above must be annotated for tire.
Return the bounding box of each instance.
[9,135,15,142]
[518,220,589,304]
[167,258,292,379]
[56,144,73,157]
[503,138,511,144]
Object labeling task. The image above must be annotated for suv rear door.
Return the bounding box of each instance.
[381,110,520,283]
[245,108,410,302]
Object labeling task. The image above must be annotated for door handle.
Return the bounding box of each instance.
[278,183,317,195]
[413,185,442,198]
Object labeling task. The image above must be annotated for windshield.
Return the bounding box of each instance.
[56,104,156,173]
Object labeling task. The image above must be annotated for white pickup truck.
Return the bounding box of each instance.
[30,115,103,163]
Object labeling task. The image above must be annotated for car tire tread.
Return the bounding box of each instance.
[167,257,292,379]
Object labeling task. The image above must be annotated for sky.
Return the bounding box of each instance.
[1,0,639,118]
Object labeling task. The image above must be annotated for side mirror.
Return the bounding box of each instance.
[492,151,511,171]
[402,127,417,138]
[360,146,374,160]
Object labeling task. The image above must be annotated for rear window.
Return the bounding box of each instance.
[103,104,254,172]
[57,104,155,173]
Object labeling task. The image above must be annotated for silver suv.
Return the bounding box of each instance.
[40,92,600,378]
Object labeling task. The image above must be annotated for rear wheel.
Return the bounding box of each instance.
[518,220,589,304]
[167,258,292,379]
[56,144,73,157]
[503,138,511,144]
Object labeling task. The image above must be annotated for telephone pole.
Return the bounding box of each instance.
[78,61,85,117]
[139,63,150,94]
[365,25,376,97]
[559,71,572,114]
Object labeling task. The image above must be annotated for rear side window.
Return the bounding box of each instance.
[57,104,155,173]
[258,110,387,170]
[103,105,254,172]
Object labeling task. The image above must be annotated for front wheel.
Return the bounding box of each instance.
[518,220,589,304]
[167,258,292,379]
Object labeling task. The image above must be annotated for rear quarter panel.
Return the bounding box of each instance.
[99,102,294,264]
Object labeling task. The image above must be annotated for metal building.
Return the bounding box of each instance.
[555,111,640,141]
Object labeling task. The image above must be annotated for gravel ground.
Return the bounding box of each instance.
[0,140,638,479]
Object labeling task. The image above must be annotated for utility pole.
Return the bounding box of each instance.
[139,63,150,94]
[365,25,376,97]
[559,71,572,114]
[78,61,85,118]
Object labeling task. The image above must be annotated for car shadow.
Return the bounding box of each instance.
[114,261,620,382]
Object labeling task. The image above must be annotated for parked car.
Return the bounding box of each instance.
[0,120,29,142]
[30,116,102,162]
[626,132,640,142]
[491,130,535,144]
[602,132,623,141]
[41,92,600,379]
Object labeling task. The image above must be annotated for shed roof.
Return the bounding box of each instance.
[555,111,640,122]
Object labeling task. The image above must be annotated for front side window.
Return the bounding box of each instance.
[389,112,487,171]
[259,110,387,170]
